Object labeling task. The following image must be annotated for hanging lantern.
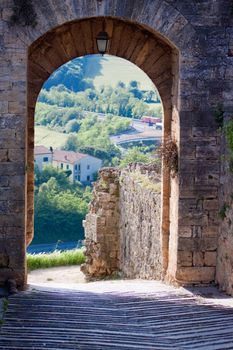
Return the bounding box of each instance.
[96,31,109,55]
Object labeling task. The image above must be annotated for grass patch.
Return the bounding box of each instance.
[131,171,161,193]
[27,248,85,272]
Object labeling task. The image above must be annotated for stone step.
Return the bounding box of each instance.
[1,284,233,349]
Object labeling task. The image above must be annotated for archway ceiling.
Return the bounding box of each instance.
[28,17,175,109]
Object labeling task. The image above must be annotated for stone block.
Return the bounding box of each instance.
[202,226,219,237]
[178,237,218,252]
[196,145,219,160]
[178,212,208,226]
[208,210,221,225]
[193,252,204,267]
[0,101,8,113]
[178,251,192,267]
[179,185,218,199]
[176,267,215,283]
[8,101,25,114]
[0,226,23,239]
[0,176,9,187]
[204,252,217,267]
[0,253,9,267]
[181,160,220,175]
[179,226,192,238]
[195,173,219,186]
[192,226,202,238]
[193,128,217,139]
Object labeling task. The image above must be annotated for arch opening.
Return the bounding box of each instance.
[27,16,179,286]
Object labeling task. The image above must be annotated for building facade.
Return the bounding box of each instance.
[34,145,53,171]
[35,146,102,184]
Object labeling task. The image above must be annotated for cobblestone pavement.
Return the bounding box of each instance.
[0,280,233,349]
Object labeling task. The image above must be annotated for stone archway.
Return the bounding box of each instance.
[0,0,224,289]
[27,16,179,282]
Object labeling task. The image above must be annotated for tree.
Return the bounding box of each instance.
[119,147,151,168]
[62,134,79,151]
[65,120,81,133]
[34,171,92,244]
[35,165,70,189]
[144,90,155,102]
[116,81,126,89]
[129,80,142,99]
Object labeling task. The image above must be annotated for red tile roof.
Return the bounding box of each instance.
[35,145,52,155]
[53,150,87,164]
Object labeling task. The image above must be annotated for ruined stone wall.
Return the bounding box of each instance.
[119,164,162,279]
[81,168,120,280]
[83,164,162,280]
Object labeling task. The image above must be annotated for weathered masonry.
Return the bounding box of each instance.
[82,164,163,281]
[0,0,232,291]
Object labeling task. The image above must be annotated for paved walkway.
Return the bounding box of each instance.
[1,280,233,349]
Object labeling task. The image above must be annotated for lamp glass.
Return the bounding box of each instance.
[96,31,109,55]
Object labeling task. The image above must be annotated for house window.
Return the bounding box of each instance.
[87,164,90,170]
[75,164,77,171]
[43,157,48,162]
[87,175,90,182]
[66,164,69,170]
[78,175,80,181]
[61,163,63,169]
[78,164,81,171]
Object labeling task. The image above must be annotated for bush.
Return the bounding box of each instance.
[119,147,151,168]
[223,120,233,172]
[157,138,178,177]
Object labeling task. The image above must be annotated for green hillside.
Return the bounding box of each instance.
[35,126,69,149]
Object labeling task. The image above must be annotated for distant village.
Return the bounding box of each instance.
[35,145,102,185]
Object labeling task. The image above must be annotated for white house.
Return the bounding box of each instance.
[34,145,53,171]
[53,150,102,184]
[34,146,102,184]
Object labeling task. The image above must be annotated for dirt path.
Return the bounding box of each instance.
[28,265,86,284]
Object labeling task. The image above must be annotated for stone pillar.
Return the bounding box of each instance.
[0,17,27,287]
[81,168,120,280]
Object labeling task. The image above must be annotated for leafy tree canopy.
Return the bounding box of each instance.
[119,147,151,168]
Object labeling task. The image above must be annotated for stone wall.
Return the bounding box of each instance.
[119,164,162,279]
[216,135,233,295]
[81,168,120,280]
[82,164,162,280]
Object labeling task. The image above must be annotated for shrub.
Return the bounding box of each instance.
[157,138,178,177]
[223,119,233,172]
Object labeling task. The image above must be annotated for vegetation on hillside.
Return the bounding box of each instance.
[36,81,162,128]
[32,56,163,246]
[61,115,130,166]
[119,147,152,168]
[34,166,92,244]
[42,56,98,92]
